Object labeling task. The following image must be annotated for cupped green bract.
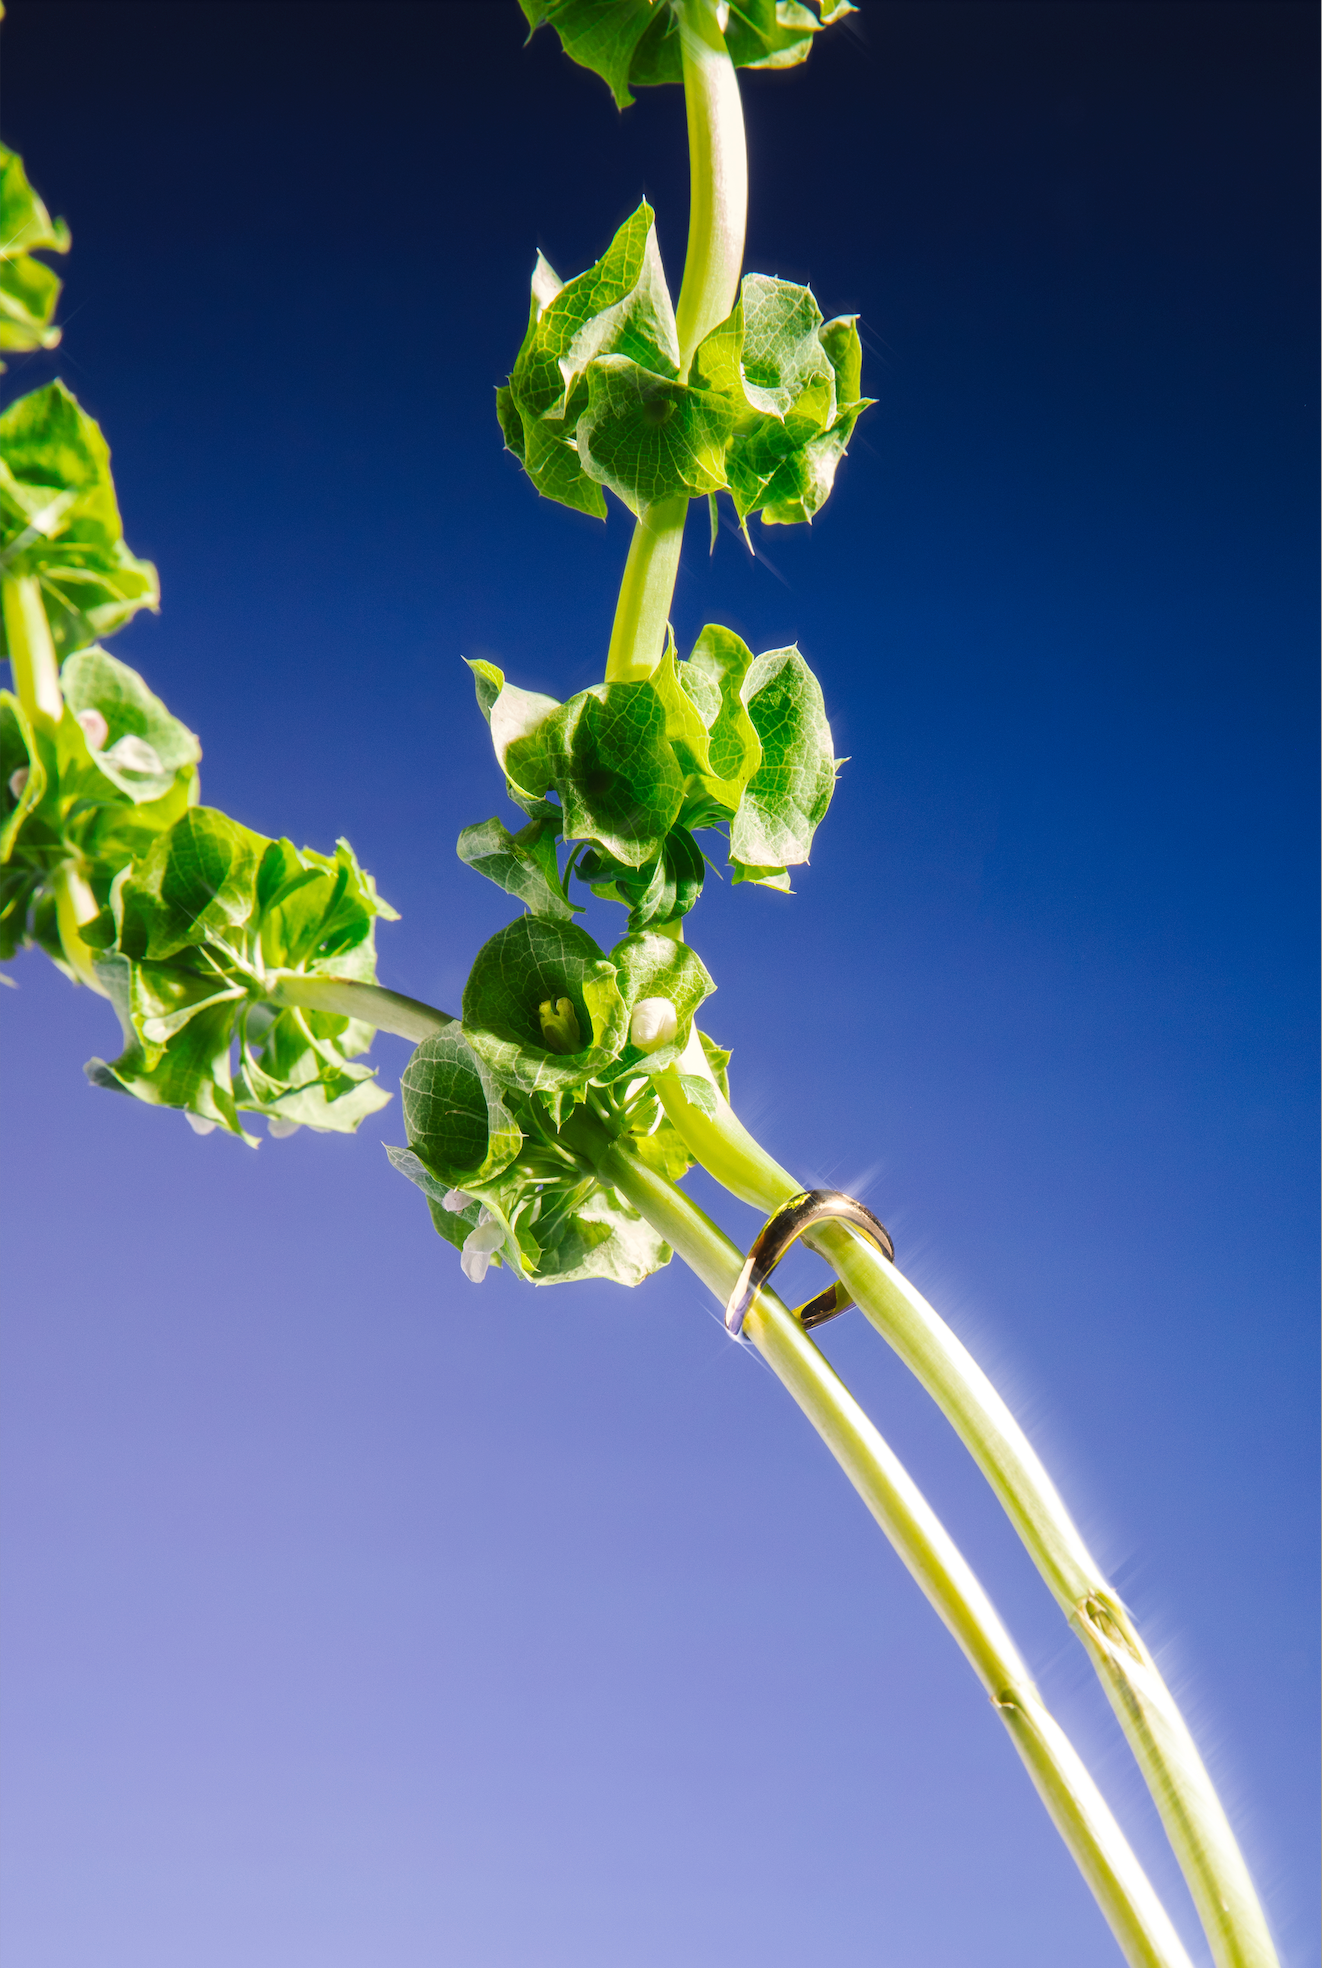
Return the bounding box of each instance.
[499,203,681,518]
[0,651,200,962]
[0,383,159,657]
[729,643,837,875]
[519,0,855,110]
[575,355,735,513]
[605,928,714,1074]
[692,275,873,525]
[399,1026,525,1189]
[0,145,71,364]
[457,812,576,921]
[461,914,629,1095]
[82,810,398,1141]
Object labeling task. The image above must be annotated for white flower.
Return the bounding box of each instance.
[460,1211,505,1283]
[630,996,678,1051]
[442,1188,472,1213]
[75,708,109,751]
[186,1112,217,1136]
[267,1117,300,1138]
[102,733,162,777]
[8,766,28,799]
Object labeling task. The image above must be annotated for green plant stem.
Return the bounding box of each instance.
[2,573,62,721]
[52,862,107,994]
[568,1125,1194,1968]
[603,0,747,685]
[267,973,452,1043]
[653,1034,1278,1968]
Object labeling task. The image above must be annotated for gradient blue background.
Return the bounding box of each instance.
[1,4,1315,1963]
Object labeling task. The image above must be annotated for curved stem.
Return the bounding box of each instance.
[2,574,62,721]
[267,973,452,1043]
[603,0,747,685]
[653,1034,1279,1968]
[53,863,109,995]
[589,1135,1195,1968]
[604,495,688,683]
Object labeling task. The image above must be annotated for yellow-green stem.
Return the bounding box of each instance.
[52,863,108,995]
[603,0,747,684]
[2,574,62,721]
[589,1134,1195,1968]
[653,1032,1278,1968]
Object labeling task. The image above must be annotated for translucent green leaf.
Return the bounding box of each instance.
[500,204,677,516]
[520,0,854,108]
[608,928,715,1072]
[462,914,629,1095]
[523,1181,670,1286]
[0,383,159,657]
[576,356,734,513]
[677,624,763,811]
[399,1025,525,1187]
[729,645,836,867]
[0,145,70,362]
[110,806,263,962]
[457,812,576,921]
[88,999,254,1143]
[60,645,201,802]
[501,678,683,869]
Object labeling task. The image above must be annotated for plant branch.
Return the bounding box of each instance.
[603,0,747,685]
[2,573,62,721]
[267,973,452,1043]
[580,1130,1196,1968]
[653,1035,1279,1968]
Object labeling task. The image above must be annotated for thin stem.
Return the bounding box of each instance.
[586,1132,1195,1968]
[604,495,688,684]
[653,1034,1279,1968]
[53,863,109,995]
[267,973,452,1043]
[2,573,62,721]
[603,0,747,685]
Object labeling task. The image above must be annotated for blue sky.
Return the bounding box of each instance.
[1,4,1316,1964]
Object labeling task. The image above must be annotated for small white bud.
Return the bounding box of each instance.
[186,1112,217,1136]
[8,766,29,799]
[442,1188,472,1213]
[630,996,678,1052]
[465,1218,505,1255]
[460,1247,493,1283]
[267,1117,300,1138]
[102,733,162,776]
[76,708,109,751]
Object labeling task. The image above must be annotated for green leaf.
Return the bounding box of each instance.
[60,645,201,802]
[575,356,734,513]
[0,144,71,362]
[729,645,836,868]
[521,0,854,107]
[693,277,872,526]
[608,927,715,1072]
[457,813,576,920]
[501,678,683,869]
[110,805,263,962]
[677,624,763,811]
[0,382,159,657]
[84,817,398,1138]
[674,1071,718,1118]
[578,823,705,931]
[400,1026,525,1187]
[698,1027,732,1099]
[462,914,629,1095]
[523,1180,670,1286]
[500,204,678,517]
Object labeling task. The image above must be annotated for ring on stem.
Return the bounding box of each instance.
[725,1185,894,1336]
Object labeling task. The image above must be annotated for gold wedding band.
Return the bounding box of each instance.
[725,1188,895,1338]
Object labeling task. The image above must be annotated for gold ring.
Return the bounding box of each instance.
[725,1189,895,1338]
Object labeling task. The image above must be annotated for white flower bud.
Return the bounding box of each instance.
[267,1117,300,1138]
[442,1188,472,1213]
[76,708,109,751]
[186,1112,217,1136]
[102,733,162,776]
[8,766,29,799]
[459,1215,505,1283]
[630,996,678,1051]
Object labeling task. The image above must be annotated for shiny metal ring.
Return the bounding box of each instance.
[725,1188,895,1338]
